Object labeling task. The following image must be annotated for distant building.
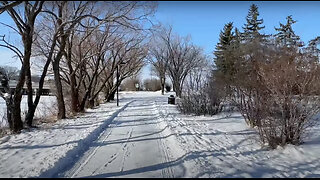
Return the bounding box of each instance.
[0,76,54,96]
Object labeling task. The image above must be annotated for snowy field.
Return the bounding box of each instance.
[0,96,57,127]
[0,91,320,177]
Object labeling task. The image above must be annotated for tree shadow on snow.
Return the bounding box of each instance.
[78,150,222,178]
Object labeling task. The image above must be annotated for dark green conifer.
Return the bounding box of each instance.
[242,4,265,41]
[274,15,301,47]
[214,22,234,73]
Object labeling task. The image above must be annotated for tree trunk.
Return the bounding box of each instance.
[10,34,33,133]
[173,79,182,98]
[172,82,176,92]
[107,90,116,102]
[10,65,25,133]
[161,83,165,95]
[25,105,36,127]
[87,98,95,109]
[25,36,56,126]
[5,98,13,130]
[66,35,81,113]
[52,1,67,120]
[67,55,81,113]
[70,74,80,114]
[71,88,81,112]
[53,60,66,119]
[11,95,23,133]
[1,1,44,133]
[161,77,165,95]
[25,67,34,127]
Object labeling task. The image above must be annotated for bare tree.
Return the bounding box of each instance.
[143,78,161,91]
[36,1,105,118]
[0,1,43,132]
[0,1,21,14]
[149,26,208,97]
[163,31,207,98]
[103,34,147,102]
[36,1,156,115]
[1,1,157,130]
[121,75,142,91]
[0,66,15,129]
[0,66,19,80]
[148,26,171,95]
[59,20,115,113]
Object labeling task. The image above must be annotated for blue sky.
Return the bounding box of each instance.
[142,1,320,78]
[1,1,320,77]
[155,1,320,55]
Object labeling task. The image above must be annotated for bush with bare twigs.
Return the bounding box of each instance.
[230,46,320,148]
[252,50,320,148]
[178,66,225,116]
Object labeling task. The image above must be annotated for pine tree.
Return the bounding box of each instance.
[306,36,320,58]
[242,4,265,41]
[232,28,241,48]
[214,22,234,73]
[274,15,301,48]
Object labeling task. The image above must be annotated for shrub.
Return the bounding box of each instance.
[143,78,161,91]
[231,46,320,148]
[253,56,320,148]
[178,83,224,116]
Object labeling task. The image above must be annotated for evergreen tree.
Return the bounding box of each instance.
[233,28,241,45]
[214,22,234,73]
[274,15,301,48]
[306,36,320,58]
[242,4,265,41]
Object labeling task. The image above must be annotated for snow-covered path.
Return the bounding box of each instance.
[61,97,179,178]
[1,91,320,178]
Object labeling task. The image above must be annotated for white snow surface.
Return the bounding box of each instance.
[0,96,57,127]
[1,91,320,178]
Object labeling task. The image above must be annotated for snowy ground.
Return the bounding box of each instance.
[1,91,320,178]
[0,95,57,127]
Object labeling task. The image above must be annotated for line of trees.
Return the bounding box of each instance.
[214,4,320,148]
[0,1,156,133]
[176,4,320,149]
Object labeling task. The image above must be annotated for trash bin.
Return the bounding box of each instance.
[168,95,175,105]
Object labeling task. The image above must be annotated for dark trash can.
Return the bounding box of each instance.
[168,95,175,105]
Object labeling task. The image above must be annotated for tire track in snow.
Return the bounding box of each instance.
[73,126,115,177]
[153,102,167,178]
[90,125,134,176]
[154,99,199,177]
[90,108,138,176]
[88,123,122,176]
[173,115,240,171]
[119,127,134,172]
[154,100,226,176]
[152,101,175,178]
[157,102,260,176]
[58,100,135,178]
[92,99,152,176]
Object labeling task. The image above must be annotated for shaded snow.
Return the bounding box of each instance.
[0,91,320,178]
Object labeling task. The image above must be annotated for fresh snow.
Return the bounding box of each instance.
[0,96,57,127]
[1,91,320,178]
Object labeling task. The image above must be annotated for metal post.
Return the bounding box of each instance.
[117,65,119,106]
